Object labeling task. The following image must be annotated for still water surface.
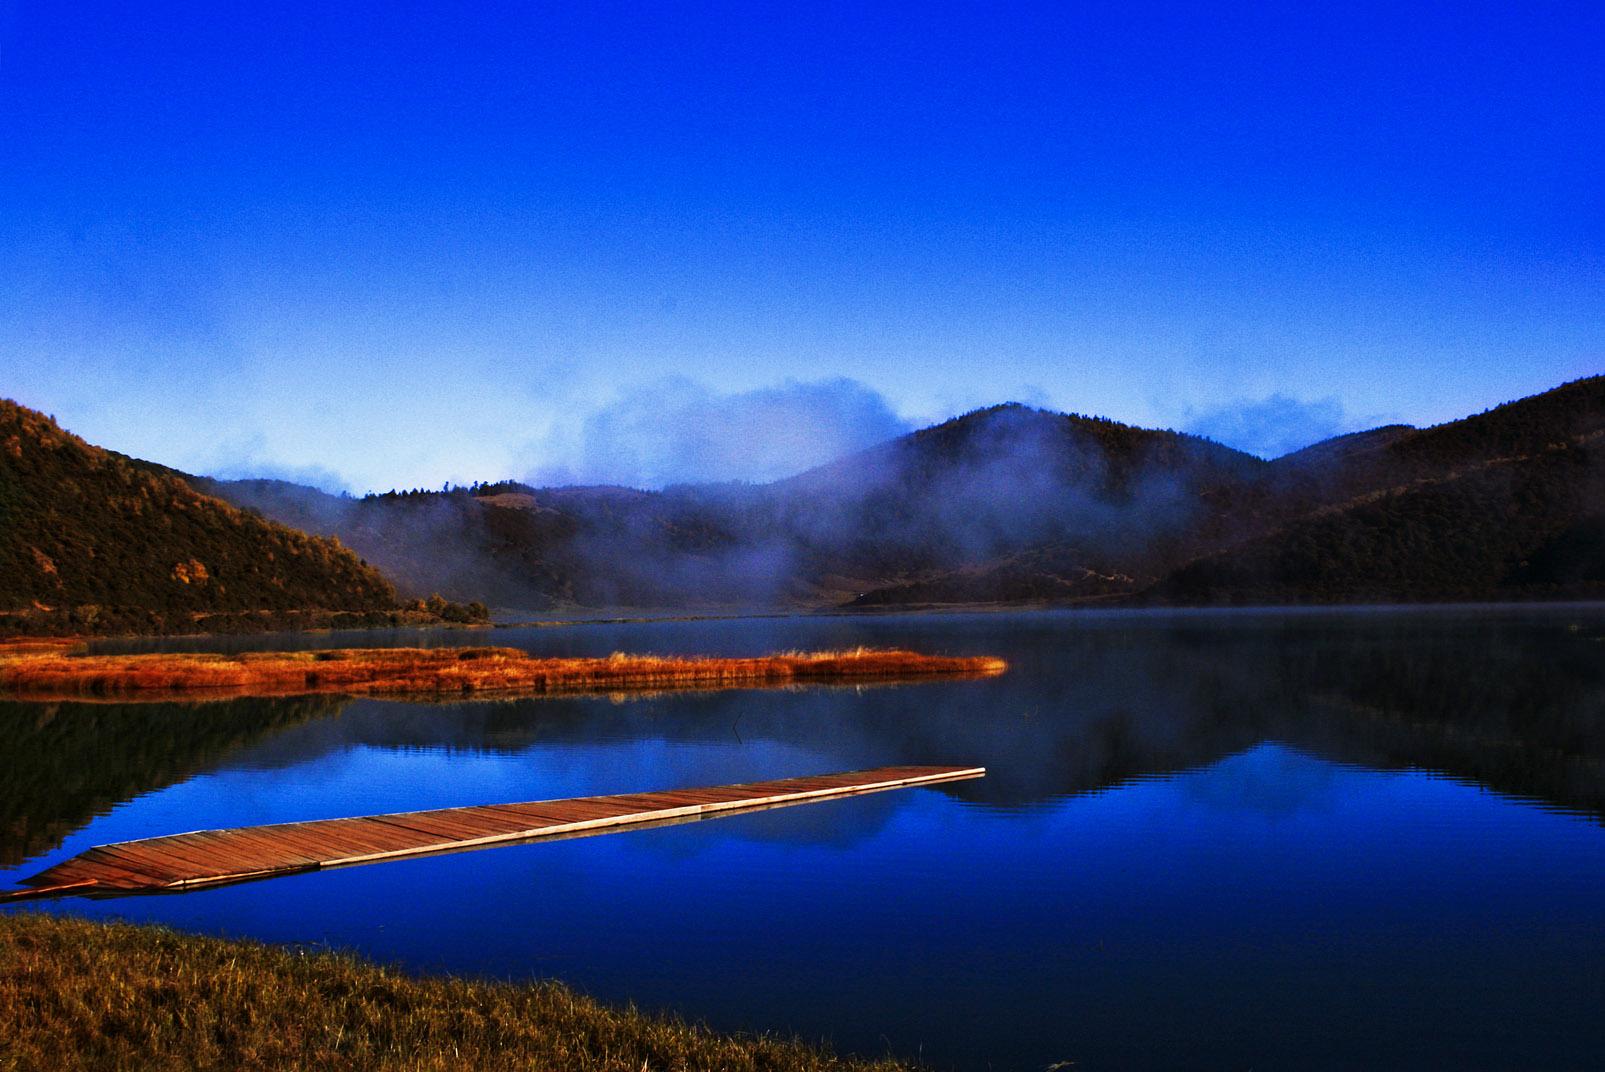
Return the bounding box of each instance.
[5,606,1604,1070]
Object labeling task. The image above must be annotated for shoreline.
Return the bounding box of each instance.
[6,598,1601,660]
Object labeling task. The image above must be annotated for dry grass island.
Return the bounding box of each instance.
[0,912,912,1072]
[0,643,1006,702]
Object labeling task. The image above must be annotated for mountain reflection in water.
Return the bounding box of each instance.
[11,608,1601,865]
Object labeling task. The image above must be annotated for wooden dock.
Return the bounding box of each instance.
[2,765,984,900]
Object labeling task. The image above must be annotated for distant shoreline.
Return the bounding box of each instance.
[494,595,1605,627]
[8,595,1605,649]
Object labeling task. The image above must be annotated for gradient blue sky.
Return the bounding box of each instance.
[3,1,1601,490]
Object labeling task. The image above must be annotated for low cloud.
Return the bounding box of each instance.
[530,377,913,488]
[1183,394,1355,459]
[202,434,356,494]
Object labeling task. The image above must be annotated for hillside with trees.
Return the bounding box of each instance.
[198,405,1277,609]
[189,376,1605,611]
[1140,376,1605,604]
[1151,436,1605,604]
[0,401,483,634]
[850,378,1605,606]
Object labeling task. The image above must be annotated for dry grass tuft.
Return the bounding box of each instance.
[0,646,1007,702]
[0,912,912,1071]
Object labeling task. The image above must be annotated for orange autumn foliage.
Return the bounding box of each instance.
[0,645,1007,702]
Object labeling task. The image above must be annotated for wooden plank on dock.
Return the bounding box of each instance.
[2,765,984,900]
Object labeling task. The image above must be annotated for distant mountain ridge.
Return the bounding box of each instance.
[195,375,1605,610]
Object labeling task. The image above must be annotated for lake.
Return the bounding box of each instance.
[4,606,1604,1070]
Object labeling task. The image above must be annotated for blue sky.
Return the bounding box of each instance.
[2,1,1601,490]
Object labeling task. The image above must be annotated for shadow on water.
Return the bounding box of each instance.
[0,695,352,865]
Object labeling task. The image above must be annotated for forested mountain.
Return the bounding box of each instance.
[0,401,405,634]
[1151,377,1605,603]
[194,376,1605,611]
[1154,436,1604,603]
[721,403,1272,585]
[199,405,1277,608]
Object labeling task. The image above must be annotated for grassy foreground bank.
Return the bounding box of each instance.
[0,913,911,1071]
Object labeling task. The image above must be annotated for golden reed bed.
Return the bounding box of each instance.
[0,644,1006,702]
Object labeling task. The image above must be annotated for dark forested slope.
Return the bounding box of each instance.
[1146,377,1605,603]
[0,401,402,632]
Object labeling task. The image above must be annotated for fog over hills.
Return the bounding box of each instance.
[5,377,1599,625]
[190,375,1605,611]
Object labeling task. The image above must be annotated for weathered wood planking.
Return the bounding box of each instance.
[2,765,984,900]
